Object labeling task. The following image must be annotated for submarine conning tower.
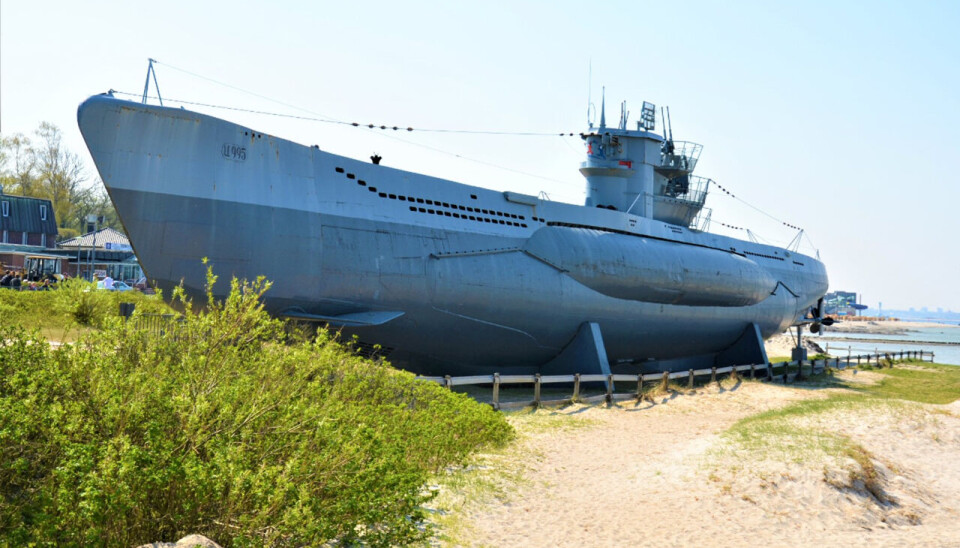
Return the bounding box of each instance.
[580,96,709,227]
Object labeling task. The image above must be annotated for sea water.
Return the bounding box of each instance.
[817,325,960,366]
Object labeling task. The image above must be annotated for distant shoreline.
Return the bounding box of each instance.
[827,320,960,335]
[817,336,960,346]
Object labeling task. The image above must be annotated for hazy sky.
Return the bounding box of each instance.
[2,1,958,311]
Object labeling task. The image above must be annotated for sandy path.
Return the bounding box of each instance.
[448,378,960,547]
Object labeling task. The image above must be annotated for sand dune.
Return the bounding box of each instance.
[439,374,960,547]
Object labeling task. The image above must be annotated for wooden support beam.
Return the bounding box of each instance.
[534,374,542,407]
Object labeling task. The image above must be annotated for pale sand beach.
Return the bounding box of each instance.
[438,374,960,547]
[827,320,960,335]
[764,331,825,358]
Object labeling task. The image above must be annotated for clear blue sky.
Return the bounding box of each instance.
[2,0,958,311]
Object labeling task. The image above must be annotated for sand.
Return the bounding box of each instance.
[764,331,824,359]
[827,320,960,335]
[440,376,960,547]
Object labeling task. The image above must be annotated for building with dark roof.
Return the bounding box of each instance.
[58,227,143,282]
[0,191,60,272]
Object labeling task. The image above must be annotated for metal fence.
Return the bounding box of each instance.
[418,350,935,410]
[125,312,185,338]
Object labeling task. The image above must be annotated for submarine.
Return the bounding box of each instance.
[77,89,829,377]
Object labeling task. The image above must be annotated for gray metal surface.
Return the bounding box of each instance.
[77,93,829,375]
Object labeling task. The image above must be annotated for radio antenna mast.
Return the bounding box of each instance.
[142,58,164,106]
[587,59,594,128]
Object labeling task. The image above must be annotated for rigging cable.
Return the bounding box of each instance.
[709,180,804,232]
[118,91,584,189]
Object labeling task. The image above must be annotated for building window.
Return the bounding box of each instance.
[1,201,8,217]
[40,204,47,221]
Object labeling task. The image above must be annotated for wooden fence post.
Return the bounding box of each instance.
[492,373,500,410]
[688,369,694,389]
[444,375,452,390]
[606,374,614,403]
[711,366,717,385]
[661,371,669,392]
[750,363,755,379]
[534,374,542,407]
[573,373,581,403]
[636,373,644,400]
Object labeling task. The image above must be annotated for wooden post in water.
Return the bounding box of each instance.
[492,373,500,410]
[573,373,581,403]
[534,374,542,407]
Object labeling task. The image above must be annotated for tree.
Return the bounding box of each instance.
[32,122,87,233]
[70,182,119,238]
[0,122,119,240]
[0,133,39,196]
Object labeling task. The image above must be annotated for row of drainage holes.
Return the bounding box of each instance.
[243,131,263,139]
[408,206,527,227]
[335,166,524,219]
[743,250,785,262]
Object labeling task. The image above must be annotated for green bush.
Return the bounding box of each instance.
[0,270,513,546]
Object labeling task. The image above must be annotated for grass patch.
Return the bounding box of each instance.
[0,279,172,340]
[854,362,960,404]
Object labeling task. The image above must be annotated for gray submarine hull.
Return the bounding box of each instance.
[78,94,828,375]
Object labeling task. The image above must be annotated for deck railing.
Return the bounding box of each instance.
[418,350,935,410]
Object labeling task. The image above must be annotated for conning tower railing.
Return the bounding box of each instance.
[658,141,702,176]
[651,175,712,227]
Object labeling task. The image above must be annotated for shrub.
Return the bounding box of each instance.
[0,269,512,546]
